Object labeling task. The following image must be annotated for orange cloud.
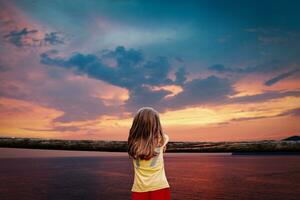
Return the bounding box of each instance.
[230,72,300,98]
[0,97,63,138]
[159,96,300,126]
[65,95,299,141]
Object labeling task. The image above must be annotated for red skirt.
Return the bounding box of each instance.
[131,187,171,200]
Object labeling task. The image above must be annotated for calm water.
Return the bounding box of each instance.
[0,148,299,200]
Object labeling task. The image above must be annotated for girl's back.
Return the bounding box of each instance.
[131,133,170,192]
[127,107,171,200]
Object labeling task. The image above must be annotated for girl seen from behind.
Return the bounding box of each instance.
[127,107,171,200]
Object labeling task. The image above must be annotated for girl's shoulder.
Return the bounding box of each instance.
[162,133,169,147]
[158,133,169,147]
[163,133,169,140]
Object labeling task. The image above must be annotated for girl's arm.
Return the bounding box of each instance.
[163,133,169,153]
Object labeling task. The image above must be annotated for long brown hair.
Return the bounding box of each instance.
[127,107,165,160]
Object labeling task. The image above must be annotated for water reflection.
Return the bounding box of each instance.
[0,148,299,200]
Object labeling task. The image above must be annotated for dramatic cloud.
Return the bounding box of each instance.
[41,46,174,89]
[40,46,237,113]
[1,0,300,141]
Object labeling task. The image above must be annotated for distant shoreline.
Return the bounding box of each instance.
[232,151,300,155]
[1,137,300,153]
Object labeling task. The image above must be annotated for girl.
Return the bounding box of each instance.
[127,107,171,200]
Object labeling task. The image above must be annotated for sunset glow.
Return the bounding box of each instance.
[0,0,299,141]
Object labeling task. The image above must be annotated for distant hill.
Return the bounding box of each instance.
[282,136,300,141]
[1,137,300,153]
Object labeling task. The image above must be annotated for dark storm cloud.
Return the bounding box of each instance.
[264,68,300,86]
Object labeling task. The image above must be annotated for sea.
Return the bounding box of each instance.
[0,148,299,200]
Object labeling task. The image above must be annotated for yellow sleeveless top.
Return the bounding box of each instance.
[131,133,170,192]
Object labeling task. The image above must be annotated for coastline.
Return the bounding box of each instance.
[1,137,300,153]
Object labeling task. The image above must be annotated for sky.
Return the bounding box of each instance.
[0,0,299,142]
